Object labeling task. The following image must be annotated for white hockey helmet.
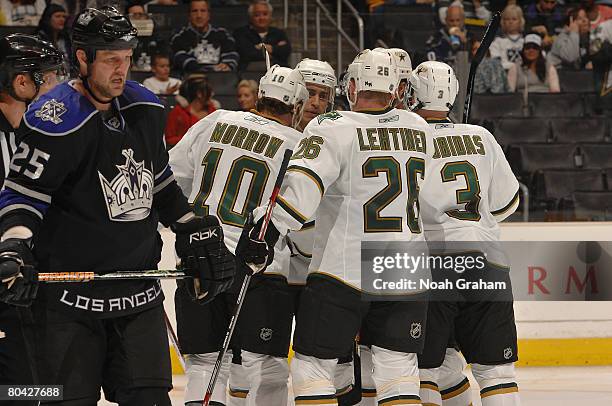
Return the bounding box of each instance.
[374,47,412,82]
[295,58,337,112]
[408,61,459,112]
[258,64,309,128]
[375,47,412,107]
[345,49,399,110]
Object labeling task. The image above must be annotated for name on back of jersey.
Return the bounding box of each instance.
[209,120,285,159]
[357,127,427,153]
[432,134,486,159]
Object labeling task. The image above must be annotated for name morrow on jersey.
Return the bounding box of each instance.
[169,109,304,278]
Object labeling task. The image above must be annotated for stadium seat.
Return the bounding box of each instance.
[393,29,436,53]
[579,144,612,169]
[528,93,584,117]
[0,26,36,36]
[493,118,550,148]
[381,5,436,30]
[148,4,248,32]
[129,71,153,83]
[606,169,612,189]
[535,169,604,200]
[558,69,595,93]
[240,70,266,82]
[507,143,578,175]
[206,71,240,96]
[584,93,604,116]
[572,191,612,220]
[470,93,525,123]
[551,118,609,143]
[215,95,240,111]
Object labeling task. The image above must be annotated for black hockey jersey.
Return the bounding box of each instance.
[0,81,192,318]
[0,111,19,188]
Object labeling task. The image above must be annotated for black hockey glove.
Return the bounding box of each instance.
[172,216,236,305]
[235,213,280,275]
[0,239,38,307]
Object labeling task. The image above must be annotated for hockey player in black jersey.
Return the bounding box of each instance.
[0,33,65,406]
[0,7,235,405]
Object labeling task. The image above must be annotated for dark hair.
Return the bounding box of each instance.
[180,74,211,103]
[151,54,170,67]
[37,4,67,42]
[563,7,584,26]
[255,97,292,116]
[522,43,547,82]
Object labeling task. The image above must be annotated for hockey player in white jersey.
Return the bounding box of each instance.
[169,64,308,406]
[409,61,521,406]
[294,58,362,406]
[374,47,412,110]
[236,48,433,406]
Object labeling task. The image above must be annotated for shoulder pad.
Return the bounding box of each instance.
[24,82,97,136]
[118,81,164,110]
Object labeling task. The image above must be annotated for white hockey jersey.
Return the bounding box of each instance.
[418,119,519,264]
[490,35,524,70]
[267,108,432,290]
[169,109,303,277]
[287,220,314,285]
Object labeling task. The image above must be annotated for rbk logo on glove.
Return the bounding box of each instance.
[189,228,219,243]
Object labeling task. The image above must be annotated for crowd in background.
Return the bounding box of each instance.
[0,0,610,143]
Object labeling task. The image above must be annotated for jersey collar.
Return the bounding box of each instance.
[354,105,394,115]
[424,117,453,124]
[250,109,284,125]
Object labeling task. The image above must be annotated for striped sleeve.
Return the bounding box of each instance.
[270,124,343,234]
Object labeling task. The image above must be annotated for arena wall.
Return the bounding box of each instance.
[159,223,612,370]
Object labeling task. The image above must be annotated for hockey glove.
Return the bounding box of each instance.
[0,239,38,307]
[172,216,236,304]
[235,213,280,275]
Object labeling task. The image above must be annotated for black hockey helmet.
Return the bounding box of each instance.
[71,6,138,63]
[0,34,64,98]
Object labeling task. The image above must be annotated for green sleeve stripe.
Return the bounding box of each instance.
[491,190,519,215]
[287,165,325,196]
[301,220,315,230]
[277,195,307,224]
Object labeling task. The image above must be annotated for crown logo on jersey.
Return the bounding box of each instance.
[34,99,67,125]
[98,149,153,222]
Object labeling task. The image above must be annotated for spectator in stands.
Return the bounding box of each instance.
[438,0,491,24]
[547,7,593,69]
[165,73,217,148]
[490,4,525,71]
[36,4,70,64]
[426,3,470,65]
[508,33,560,92]
[589,19,611,112]
[170,0,239,75]
[143,54,182,95]
[583,0,612,30]
[127,0,161,72]
[236,79,257,111]
[523,0,564,49]
[472,39,510,93]
[0,0,45,25]
[234,0,291,71]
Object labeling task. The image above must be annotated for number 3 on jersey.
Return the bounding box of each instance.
[441,161,481,221]
[193,147,270,227]
[362,156,425,233]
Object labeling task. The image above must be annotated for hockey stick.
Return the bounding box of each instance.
[38,270,188,282]
[203,148,293,406]
[164,309,187,372]
[462,11,502,124]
